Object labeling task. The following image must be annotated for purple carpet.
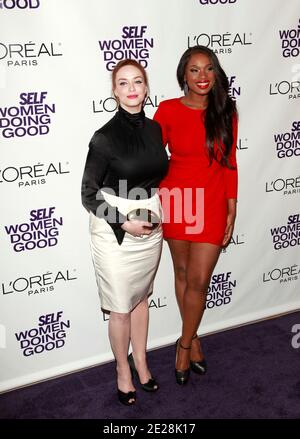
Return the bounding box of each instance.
[1,311,300,419]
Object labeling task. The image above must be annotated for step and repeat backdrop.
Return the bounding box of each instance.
[0,0,299,393]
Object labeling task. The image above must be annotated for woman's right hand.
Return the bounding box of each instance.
[121,220,153,238]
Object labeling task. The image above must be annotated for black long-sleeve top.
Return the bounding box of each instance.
[81,106,169,245]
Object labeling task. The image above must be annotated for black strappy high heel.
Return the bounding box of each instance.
[190,334,207,375]
[117,388,137,406]
[128,353,159,392]
[175,338,191,385]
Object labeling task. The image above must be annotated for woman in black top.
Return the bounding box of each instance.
[81,59,168,405]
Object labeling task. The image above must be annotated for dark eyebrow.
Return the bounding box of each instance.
[190,64,213,68]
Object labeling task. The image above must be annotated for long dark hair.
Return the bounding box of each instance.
[177,45,237,168]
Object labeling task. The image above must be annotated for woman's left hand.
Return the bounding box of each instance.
[222,199,237,247]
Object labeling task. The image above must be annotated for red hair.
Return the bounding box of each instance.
[112,59,149,90]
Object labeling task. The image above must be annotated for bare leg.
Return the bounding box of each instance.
[167,239,190,319]
[130,296,155,385]
[176,243,221,371]
[108,311,135,402]
[167,239,204,362]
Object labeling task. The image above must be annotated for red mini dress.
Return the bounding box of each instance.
[154,98,238,246]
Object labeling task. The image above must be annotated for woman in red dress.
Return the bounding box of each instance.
[154,45,238,384]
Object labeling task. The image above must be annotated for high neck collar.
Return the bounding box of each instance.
[117,105,145,128]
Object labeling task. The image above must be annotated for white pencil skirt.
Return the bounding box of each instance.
[89,192,163,313]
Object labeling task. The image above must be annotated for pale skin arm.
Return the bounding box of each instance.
[222,198,237,247]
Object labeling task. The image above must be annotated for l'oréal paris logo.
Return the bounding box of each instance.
[92,94,160,113]
[0,92,55,138]
[222,233,245,253]
[98,25,154,71]
[0,41,62,67]
[1,269,77,297]
[269,80,300,100]
[0,161,70,188]
[279,19,300,58]
[102,296,167,321]
[263,264,299,284]
[274,121,300,159]
[188,30,252,55]
[5,207,63,252]
[265,176,300,196]
[0,0,40,9]
[236,137,248,151]
[148,296,167,310]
